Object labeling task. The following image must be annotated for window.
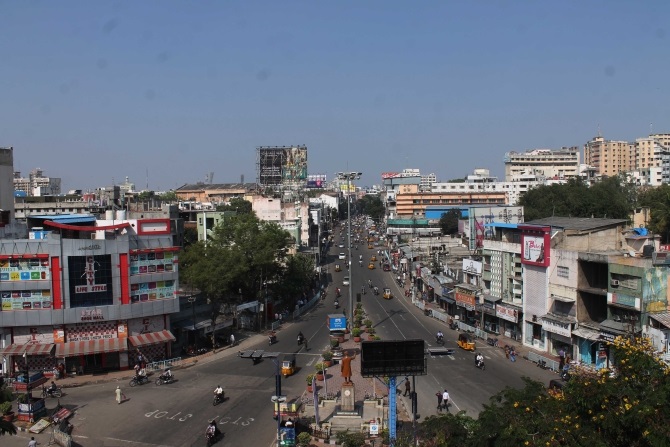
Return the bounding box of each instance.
[557,266,569,279]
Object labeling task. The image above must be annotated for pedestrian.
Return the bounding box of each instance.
[137,353,143,367]
[558,348,566,370]
[441,389,450,411]
[435,391,443,411]
[404,377,411,396]
[115,386,123,404]
[274,313,279,321]
[504,345,510,359]
[229,333,235,347]
[28,437,38,447]
[510,347,517,363]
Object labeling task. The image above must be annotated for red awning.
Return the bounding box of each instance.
[128,330,176,348]
[56,338,128,357]
[0,343,55,356]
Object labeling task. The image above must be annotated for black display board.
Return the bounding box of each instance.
[360,339,426,377]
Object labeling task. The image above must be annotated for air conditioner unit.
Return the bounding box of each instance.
[611,279,620,287]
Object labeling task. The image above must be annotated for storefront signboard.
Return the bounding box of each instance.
[541,318,571,338]
[496,304,518,323]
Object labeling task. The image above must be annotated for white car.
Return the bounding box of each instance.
[338,243,345,248]
[343,276,350,286]
[338,253,346,260]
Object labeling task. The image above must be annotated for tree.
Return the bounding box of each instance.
[357,195,385,222]
[638,184,670,242]
[158,191,178,202]
[439,209,461,235]
[274,253,316,302]
[518,176,634,221]
[179,213,291,311]
[216,197,253,214]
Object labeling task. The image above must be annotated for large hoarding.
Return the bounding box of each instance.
[468,206,525,250]
[519,225,551,267]
[68,255,114,307]
[257,146,308,187]
[306,174,327,188]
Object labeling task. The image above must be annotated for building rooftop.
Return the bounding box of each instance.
[524,217,628,232]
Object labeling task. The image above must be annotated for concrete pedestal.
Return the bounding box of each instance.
[341,382,355,412]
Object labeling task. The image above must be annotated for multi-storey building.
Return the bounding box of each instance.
[0,216,179,376]
[0,147,14,222]
[504,148,580,182]
[634,136,669,185]
[13,168,62,197]
[584,136,634,177]
[394,183,507,219]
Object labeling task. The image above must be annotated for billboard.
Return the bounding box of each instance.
[361,339,426,377]
[257,146,308,187]
[306,174,327,188]
[468,206,525,250]
[519,225,551,267]
[68,255,114,307]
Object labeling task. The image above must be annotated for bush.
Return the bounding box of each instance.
[314,363,326,373]
[330,338,339,348]
[322,350,333,361]
[336,430,366,447]
[306,374,315,385]
[367,327,376,335]
[0,401,12,415]
[352,328,362,337]
[364,319,373,327]
[297,431,312,447]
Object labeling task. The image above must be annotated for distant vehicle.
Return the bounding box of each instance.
[338,243,345,248]
[343,276,350,286]
[338,253,346,260]
[383,263,391,271]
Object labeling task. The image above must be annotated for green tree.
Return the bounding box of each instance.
[275,253,316,302]
[439,209,461,235]
[518,176,634,221]
[357,195,385,222]
[215,197,253,214]
[638,184,670,242]
[158,190,178,202]
[179,213,291,311]
[137,190,156,201]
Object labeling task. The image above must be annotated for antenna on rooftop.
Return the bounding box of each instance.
[650,122,653,135]
[597,124,601,137]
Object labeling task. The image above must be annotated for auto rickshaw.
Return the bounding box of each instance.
[281,359,295,378]
[368,262,375,270]
[367,244,374,249]
[370,255,377,262]
[457,333,476,351]
[382,288,392,300]
[335,264,341,272]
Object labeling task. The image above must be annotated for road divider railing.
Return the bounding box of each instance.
[146,357,183,372]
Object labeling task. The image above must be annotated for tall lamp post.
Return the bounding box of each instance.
[337,171,362,330]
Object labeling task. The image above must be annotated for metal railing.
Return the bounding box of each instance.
[527,351,559,371]
[145,357,182,372]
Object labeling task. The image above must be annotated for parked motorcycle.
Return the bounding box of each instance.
[155,371,175,386]
[486,337,499,347]
[212,392,226,406]
[41,386,63,398]
[129,375,150,387]
[537,359,549,370]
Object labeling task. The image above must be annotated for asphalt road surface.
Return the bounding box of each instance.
[5,245,556,446]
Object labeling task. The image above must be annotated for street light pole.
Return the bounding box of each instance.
[337,172,362,331]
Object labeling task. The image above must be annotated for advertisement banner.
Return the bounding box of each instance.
[520,226,551,267]
[0,257,50,282]
[68,255,114,307]
[496,304,519,323]
[455,290,476,310]
[1,290,52,311]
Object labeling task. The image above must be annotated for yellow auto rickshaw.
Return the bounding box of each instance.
[335,264,341,272]
[457,333,476,351]
[370,255,377,262]
[367,244,374,249]
[281,359,295,378]
[383,288,392,300]
[368,262,375,270]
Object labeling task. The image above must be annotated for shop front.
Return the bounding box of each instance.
[480,295,501,334]
[541,314,575,357]
[572,326,601,366]
[495,303,522,341]
[454,284,478,325]
[127,316,176,367]
[0,326,57,374]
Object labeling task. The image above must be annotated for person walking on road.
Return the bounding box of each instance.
[230,333,235,347]
[28,437,39,447]
[435,391,443,411]
[115,386,124,404]
[404,377,411,396]
[441,389,450,411]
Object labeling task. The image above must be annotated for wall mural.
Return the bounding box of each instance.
[644,267,669,312]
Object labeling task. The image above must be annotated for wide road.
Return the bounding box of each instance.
[339,244,557,420]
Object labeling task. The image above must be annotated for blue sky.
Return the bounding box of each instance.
[1,1,669,192]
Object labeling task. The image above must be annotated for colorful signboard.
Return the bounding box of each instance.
[607,292,641,310]
[496,304,519,323]
[455,290,476,310]
[130,280,176,303]
[306,174,327,188]
[129,251,176,275]
[0,257,50,281]
[519,225,551,267]
[1,290,52,310]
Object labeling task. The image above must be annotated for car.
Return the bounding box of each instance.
[338,253,346,260]
[338,243,345,248]
[343,276,350,286]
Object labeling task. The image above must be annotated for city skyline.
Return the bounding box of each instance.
[2,1,669,191]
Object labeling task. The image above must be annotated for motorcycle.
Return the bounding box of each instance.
[212,392,226,406]
[560,366,571,381]
[435,335,444,346]
[334,300,340,309]
[486,337,499,347]
[129,375,150,387]
[41,386,63,398]
[268,334,277,345]
[449,321,458,330]
[537,359,549,370]
[297,335,304,346]
[475,358,486,370]
[155,372,175,386]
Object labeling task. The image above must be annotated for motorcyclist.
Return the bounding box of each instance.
[162,368,173,380]
[214,385,224,401]
[208,419,221,436]
[336,287,341,297]
[373,286,379,295]
[436,331,444,343]
[47,381,58,396]
[359,254,363,261]
[361,286,366,295]
[269,331,277,344]
[334,299,339,308]
[297,332,305,344]
[475,352,484,368]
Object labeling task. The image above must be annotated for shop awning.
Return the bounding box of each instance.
[0,343,55,356]
[649,311,670,329]
[572,327,601,341]
[128,330,176,348]
[439,296,455,304]
[56,338,127,357]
